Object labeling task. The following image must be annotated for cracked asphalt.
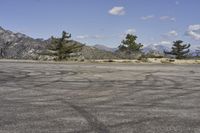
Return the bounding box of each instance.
[0,62,200,133]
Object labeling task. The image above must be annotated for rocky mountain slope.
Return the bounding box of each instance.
[0,26,49,59]
[1,26,195,60]
[0,26,117,60]
[93,44,117,52]
[81,46,117,59]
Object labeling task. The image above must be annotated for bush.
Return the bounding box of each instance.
[103,59,115,62]
[161,59,175,64]
[137,55,149,63]
[137,54,146,60]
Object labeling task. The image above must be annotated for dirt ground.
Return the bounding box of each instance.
[0,62,200,133]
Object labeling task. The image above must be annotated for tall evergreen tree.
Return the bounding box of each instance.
[49,31,82,60]
[164,40,190,59]
[118,34,143,54]
[57,31,71,60]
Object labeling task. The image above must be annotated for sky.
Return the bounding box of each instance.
[0,0,200,48]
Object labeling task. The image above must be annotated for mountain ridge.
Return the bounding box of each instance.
[0,26,117,60]
[0,26,197,60]
[93,44,117,52]
[142,44,170,54]
[0,26,49,59]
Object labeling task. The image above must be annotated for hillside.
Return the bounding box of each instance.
[93,44,117,52]
[81,46,117,59]
[0,26,48,59]
[1,26,195,61]
[0,26,117,60]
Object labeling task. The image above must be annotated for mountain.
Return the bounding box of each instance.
[93,44,117,52]
[0,26,49,59]
[142,44,170,54]
[5,26,197,60]
[0,26,117,60]
[81,46,117,59]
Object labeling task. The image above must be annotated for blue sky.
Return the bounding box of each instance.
[0,0,200,48]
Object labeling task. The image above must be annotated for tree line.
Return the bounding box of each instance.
[49,31,198,60]
[117,33,193,59]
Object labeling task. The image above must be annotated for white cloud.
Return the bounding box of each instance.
[160,41,172,45]
[160,16,176,21]
[92,35,107,39]
[76,35,89,39]
[186,24,200,40]
[161,30,178,40]
[76,35,107,40]
[125,29,136,34]
[141,15,155,20]
[109,6,125,16]
[168,30,178,36]
[188,24,200,31]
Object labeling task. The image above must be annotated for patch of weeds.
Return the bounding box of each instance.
[169,59,175,62]
[161,59,174,64]
[104,59,115,62]
[121,60,132,63]
[195,60,200,64]
[138,56,149,63]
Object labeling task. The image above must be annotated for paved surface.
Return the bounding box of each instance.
[0,62,200,133]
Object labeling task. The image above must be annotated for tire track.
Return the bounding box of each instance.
[66,102,110,133]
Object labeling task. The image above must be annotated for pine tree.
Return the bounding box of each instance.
[57,31,71,60]
[164,40,190,59]
[49,31,82,60]
[118,34,143,54]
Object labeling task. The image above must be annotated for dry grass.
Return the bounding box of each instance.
[92,58,200,64]
[1,58,200,64]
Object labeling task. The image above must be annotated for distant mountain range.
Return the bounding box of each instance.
[142,44,170,54]
[93,44,170,54]
[93,44,117,52]
[0,26,117,60]
[0,26,197,60]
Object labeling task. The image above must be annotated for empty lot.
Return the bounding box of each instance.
[0,62,200,133]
